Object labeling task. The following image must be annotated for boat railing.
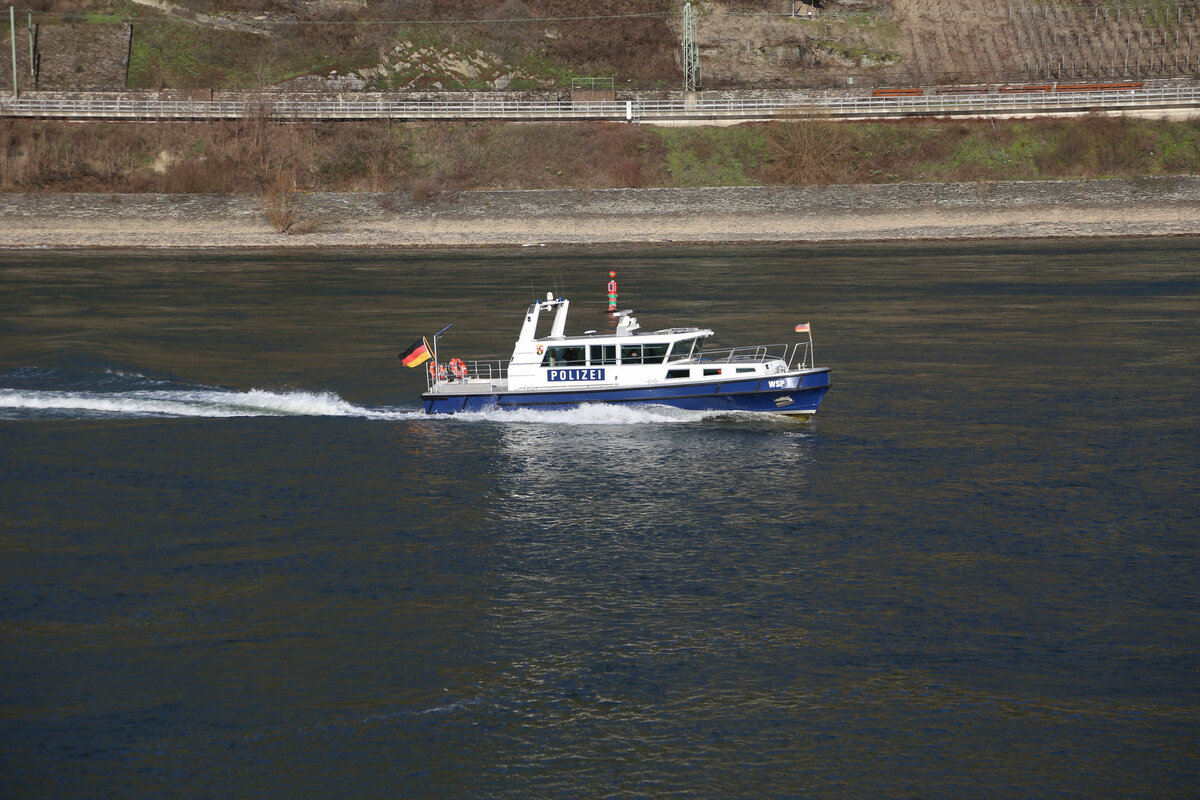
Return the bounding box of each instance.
[789,340,814,369]
[700,341,816,370]
[425,358,508,390]
[699,344,788,364]
[465,359,508,382]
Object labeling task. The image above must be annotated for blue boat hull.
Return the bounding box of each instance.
[421,369,831,416]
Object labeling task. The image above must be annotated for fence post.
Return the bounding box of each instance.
[10,6,17,98]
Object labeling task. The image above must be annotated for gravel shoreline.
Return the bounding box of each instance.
[2,177,1199,248]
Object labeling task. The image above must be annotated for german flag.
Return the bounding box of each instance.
[399,337,432,368]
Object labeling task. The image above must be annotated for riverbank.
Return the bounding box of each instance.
[2,178,1199,248]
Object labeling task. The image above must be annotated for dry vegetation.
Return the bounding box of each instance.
[3,115,1198,195]
[0,117,667,194]
[5,1,1199,201]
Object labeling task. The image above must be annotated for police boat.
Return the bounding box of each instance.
[415,292,831,417]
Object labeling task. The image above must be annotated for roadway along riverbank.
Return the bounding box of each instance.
[2,178,1199,248]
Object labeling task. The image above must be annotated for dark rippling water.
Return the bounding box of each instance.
[2,241,1198,798]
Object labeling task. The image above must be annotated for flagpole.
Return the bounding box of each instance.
[431,323,453,384]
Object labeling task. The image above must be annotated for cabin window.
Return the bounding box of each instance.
[642,343,669,364]
[668,338,700,362]
[620,344,642,364]
[703,368,721,376]
[589,344,616,365]
[736,367,756,374]
[542,346,586,367]
[666,369,690,379]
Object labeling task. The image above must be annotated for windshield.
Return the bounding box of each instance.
[668,338,701,362]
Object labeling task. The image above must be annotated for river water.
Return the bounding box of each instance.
[2,240,1197,798]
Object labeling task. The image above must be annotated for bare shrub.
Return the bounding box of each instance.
[1034,121,1083,177]
[580,123,665,187]
[766,117,852,184]
[316,124,408,191]
[161,158,239,194]
[1031,116,1152,178]
[263,168,299,232]
[236,102,300,179]
[4,123,52,188]
[0,119,19,189]
[1087,116,1153,175]
[161,160,206,193]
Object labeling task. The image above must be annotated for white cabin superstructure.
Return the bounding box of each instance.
[501,292,751,392]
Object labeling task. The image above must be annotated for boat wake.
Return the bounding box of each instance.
[0,386,420,420]
[0,369,417,421]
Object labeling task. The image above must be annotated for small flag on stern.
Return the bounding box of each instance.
[399,337,432,367]
[794,323,811,333]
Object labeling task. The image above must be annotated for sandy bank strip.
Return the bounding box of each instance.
[2,179,1199,248]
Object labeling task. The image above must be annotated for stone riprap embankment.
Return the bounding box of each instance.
[1,177,1198,248]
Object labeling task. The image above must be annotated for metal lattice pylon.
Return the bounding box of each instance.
[682,2,700,92]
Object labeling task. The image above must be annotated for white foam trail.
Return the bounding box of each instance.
[0,388,420,420]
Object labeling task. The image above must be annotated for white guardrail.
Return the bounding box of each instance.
[1,86,1199,122]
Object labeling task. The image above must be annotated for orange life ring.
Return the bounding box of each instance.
[429,361,447,380]
[448,358,468,379]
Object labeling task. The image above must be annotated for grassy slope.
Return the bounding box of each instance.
[2,116,1198,194]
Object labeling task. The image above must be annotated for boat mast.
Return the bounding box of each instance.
[431,323,453,382]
